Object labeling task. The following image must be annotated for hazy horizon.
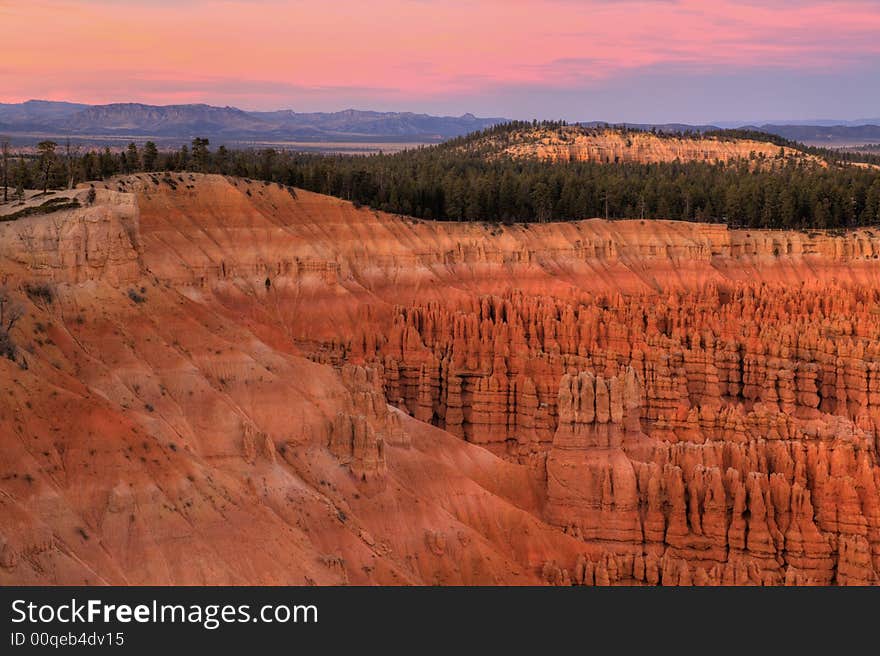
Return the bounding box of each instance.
[2,1,879,125]
[4,97,880,130]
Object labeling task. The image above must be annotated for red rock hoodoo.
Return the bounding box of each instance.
[1,173,878,585]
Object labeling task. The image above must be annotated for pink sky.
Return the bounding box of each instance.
[2,1,880,121]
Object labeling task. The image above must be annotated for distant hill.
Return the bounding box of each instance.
[452,122,820,166]
[200,120,879,227]
[249,108,503,140]
[0,100,506,144]
[747,124,880,146]
[3,100,879,148]
[60,103,269,136]
[0,99,88,127]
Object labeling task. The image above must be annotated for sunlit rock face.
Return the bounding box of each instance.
[1,173,878,585]
[465,126,823,167]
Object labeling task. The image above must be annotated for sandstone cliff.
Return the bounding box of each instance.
[1,173,878,585]
[459,126,821,166]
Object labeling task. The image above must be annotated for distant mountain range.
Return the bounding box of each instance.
[0,100,506,144]
[745,124,880,145]
[713,118,880,128]
[1,100,878,147]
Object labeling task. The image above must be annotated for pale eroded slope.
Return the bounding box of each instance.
[1,174,879,585]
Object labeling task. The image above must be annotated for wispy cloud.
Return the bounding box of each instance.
[1,0,878,118]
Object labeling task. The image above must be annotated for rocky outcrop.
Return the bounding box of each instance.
[348,284,880,584]
[0,187,140,284]
[462,126,821,167]
[545,369,645,543]
[3,174,880,585]
[328,364,410,481]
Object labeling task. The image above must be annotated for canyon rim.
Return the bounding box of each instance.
[1,171,879,585]
[3,0,880,608]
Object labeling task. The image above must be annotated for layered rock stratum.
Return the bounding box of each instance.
[1,173,879,585]
[463,125,820,166]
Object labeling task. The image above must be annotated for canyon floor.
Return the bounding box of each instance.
[1,173,879,585]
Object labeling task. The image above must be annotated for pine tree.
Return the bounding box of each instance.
[0,136,9,202]
[36,140,57,194]
[125,143,140,173]
[191,137,210,172]
[178,145,189,170]
[100,147,116,178]
[142,141,159,171]
[215,145,229,174]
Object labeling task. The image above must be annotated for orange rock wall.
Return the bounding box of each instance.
[465,127,821,166]
[1,174,878,585]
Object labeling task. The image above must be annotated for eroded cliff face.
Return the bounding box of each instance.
[462,126,821,166]
[1,173,878,585]
[0,187,140,285]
